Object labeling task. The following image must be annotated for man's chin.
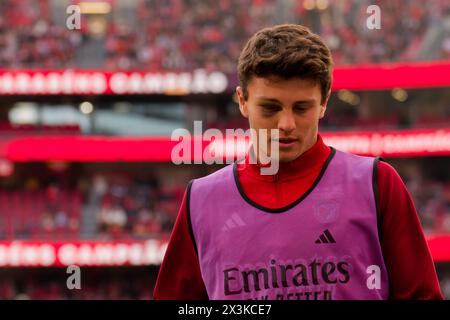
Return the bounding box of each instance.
[276,150,302,163]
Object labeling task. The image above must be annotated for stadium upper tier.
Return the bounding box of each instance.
[0,0,449,71]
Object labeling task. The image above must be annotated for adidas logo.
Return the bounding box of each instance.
[315,229,336,244]
[221,213,246,232]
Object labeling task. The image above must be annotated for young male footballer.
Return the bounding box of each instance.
[153,24,443,300]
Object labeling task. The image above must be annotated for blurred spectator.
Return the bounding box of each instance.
[94,173,180,239]
[98,201,128,237]
[400,163,450,235]
[441,273,450,299]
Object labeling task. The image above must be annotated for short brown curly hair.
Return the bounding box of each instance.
[237,24,333,104]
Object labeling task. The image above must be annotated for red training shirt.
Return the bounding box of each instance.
[154,134,443,300]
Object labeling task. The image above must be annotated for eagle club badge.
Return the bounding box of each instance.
[313,199,340,224]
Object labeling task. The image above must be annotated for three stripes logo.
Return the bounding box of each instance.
[222,213,246,232]
[315,229,336,244]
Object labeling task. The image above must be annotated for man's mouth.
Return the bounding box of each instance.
[273,137,298,147]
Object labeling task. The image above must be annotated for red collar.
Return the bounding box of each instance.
[238,134,331,182]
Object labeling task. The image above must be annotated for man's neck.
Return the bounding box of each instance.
[242,134,331,181]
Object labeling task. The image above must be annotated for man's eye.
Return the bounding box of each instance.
[294,106,308,112]
[261,105,280,113]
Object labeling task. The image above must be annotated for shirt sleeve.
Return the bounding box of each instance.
[153,187,208,300]
[377,160,444,299]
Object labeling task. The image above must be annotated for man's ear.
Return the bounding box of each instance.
[236,86,249,118]
[319,89,331,119]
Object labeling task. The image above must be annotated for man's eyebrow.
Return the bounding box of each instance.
[256,97,316,105]
[256,97,282,104]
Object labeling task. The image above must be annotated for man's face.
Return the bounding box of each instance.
[237,76,328,163]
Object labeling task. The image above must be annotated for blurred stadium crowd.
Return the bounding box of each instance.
[0,267,156,299]
[1,0,450,70]
[401,164,450,235]
[0,0,82,69]
[0,171,183,240]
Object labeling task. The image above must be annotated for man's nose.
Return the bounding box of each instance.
[277,110,296,133]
